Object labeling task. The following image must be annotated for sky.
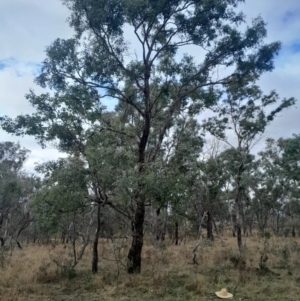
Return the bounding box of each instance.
[0,0,300,173]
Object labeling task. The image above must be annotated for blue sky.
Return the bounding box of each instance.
[289,43,300,54]
[0,0,300,172]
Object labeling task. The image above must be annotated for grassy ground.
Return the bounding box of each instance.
[1,231,300,300]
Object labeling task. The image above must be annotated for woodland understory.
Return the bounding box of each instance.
[1,229,300,301]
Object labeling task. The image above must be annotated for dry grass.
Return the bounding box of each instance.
[1,231,300,300]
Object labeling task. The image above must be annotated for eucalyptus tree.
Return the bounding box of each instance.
[84,117,135,273]
[217,146,256,237]
[162,116,203,244]
[132,114,202,244]
[33,124,132,273]
[1,0,285,272]
[247,142,285,233]
[196,151,228,240]
[34,157,91,265]
[255,135,300,234]
[278,135,300,231]
[277,134,300,184]
[0,142,38,248]
[203,81,296,250]
[248,165,273,233]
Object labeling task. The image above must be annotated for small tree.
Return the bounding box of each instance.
[203,80,296,250]
[255,135,300,234]
[34,157,91,266]
[196,149,228,240]
[0,142,39,249]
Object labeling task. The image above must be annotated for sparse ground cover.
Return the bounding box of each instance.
[1,231,300,301]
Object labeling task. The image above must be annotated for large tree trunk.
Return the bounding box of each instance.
[235,157,244,252]
[276,213,280,234]
[127,200,145,273]
[236,200,243,251]
[231,213,237,237]
[92,203,101,274]
[207,211,214,241]
[154,207,164,241]
[292,226,296,238]
[127,110,150,273]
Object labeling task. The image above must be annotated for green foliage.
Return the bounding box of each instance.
[278,134,300,182]
[203,80,296,148]
[33,157,89,234]
[201,75,296,250]
[255,135,300,228]
[1,1,284,151]
[197,154,228,213]
[0,142,39,247]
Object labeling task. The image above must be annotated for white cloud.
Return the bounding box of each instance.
[240,0,300,46]
[0,0,72,172]
[0,0,73,62]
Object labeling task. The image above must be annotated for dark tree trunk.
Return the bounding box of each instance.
[234,202,243,251]
[232,215,237,237]
[16,240,22,249]
[292,227,296,238]
[175,221,179,245]
[237,224,242,250]
[235,159,244,252]
[236,204,243,250]
[127,200,145,273]
[92,203,101,274]
[207,211,214,241]
[61,230,66,244]
[127,110,150,274]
